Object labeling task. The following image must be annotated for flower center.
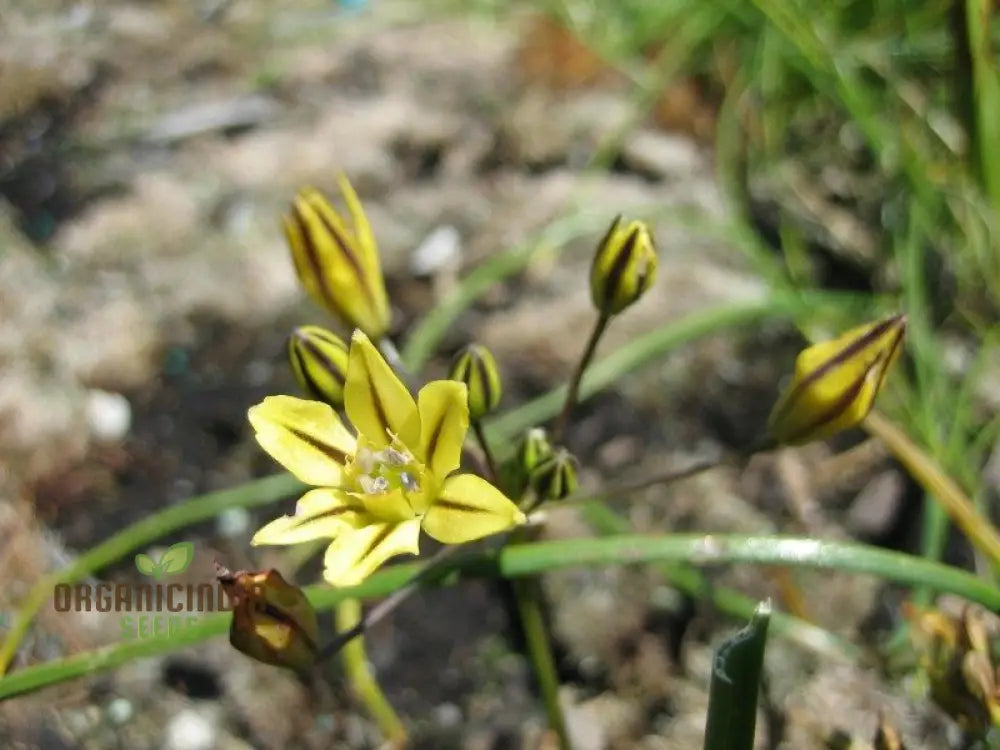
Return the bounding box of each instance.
[355,446,421,493]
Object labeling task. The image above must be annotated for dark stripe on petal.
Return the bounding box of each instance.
[424,410,447,468]
[602,228,638,308]
[433,499,492,515]
[288,426,349,465]
[780,315,903,412]
[358,525,394,564]
[365,373,392,438]
[311,201,377,308]
[288,506,354,529]
[292,208,349,320]
[301,337,347,389]
[473,352,495,411]
[785,363,875,443]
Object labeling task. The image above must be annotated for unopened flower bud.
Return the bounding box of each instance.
[288,325,350,408]
[590,215,657,316]
[518,427,553,475]
[283,174,392,339]
[218,566,318,674]
[767,314,907,445]
[449,344,502,419]
[529,448,579,501]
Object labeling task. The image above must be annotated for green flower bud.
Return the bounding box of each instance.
[767,314,906,445]
[590,215,658,316]
[518,427,553,475]
[287,325,350,408]
[217,566,318,674]
[529,448,579,501]
[449,344,502,419]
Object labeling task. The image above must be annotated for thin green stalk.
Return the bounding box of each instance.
[489,298,784,452]
[552,312,609,444]
[0,472,303,674]
[472,420,500,483]
[513,576,571,749]
[2,532,996,701]
[336,598,407,744]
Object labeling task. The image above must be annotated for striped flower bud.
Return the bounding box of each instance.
[218,566,318,674]
[529,448,579,501]
[287,325,350,408]
[590,215,658,316]
[449,344,502,419]
[283,174,392,339]
[767,314,906,445]
[501,427,554,498]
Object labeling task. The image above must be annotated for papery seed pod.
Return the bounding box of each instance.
[283,174,392,339]
[449,344,502,419]
[529,448,579,501]
[767,314,907,445]
[217,565,318,674]
[287,325,350,408]
[590,215,658,316]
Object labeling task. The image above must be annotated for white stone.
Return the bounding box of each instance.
[409,225,461,276]
[215,507,250,538]
[85,389,131,442]
[164,709,216,750]
[106,697,133,725]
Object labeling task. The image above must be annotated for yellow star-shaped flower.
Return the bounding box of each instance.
[249,330,526,587]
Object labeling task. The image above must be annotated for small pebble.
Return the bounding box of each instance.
[434,702,462,728]
[215,507,251,538]
[164,709,216,750]
[106,697,133,725]
[85,390,132,441]
[409,225,460,276]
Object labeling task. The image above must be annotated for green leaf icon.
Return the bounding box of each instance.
[158,541,195,576]
[135,553,158,577]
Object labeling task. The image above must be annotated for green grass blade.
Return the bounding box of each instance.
[2,532,996,701]
[703,601,771,750]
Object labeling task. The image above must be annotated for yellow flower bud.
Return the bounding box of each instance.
[767,314,907,445]
[529,448,579,501]
[218,566,318,674]
[590,215,658,316]
[287,325,350,408]
[283,174,392,339]
[449,344,502,419]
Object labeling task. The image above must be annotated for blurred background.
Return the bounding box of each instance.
[1,0,998,747]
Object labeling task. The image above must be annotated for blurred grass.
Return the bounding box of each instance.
[439,0,1000,578]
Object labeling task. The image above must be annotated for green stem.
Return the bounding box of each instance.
[336,598,407,743]
[513,575,571,749]
[552,313,610,444]
[3,532,995,701]
[0,472,303,674]
[472,420,500,484]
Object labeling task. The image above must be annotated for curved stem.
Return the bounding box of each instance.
[472,420,500,484]
[553,313,610,444]
[1,532,994,700]
[336,598,407,744]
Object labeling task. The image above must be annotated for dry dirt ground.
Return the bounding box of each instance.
[0,2,962,748]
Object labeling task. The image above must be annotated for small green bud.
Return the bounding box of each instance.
[518,427,553,475]
[449,344,502,419]
[529,448,579,501]
[287,325,350,408]
[590,215,657,316]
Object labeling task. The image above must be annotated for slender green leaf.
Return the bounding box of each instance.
[704,601,772,750]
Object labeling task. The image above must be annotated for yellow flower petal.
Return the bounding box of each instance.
[768,314,906,444]
[251,488,366,546]
[416,380,469,480]
[336,173,387,312]
[248,396,356,486]
[345,330,420,449]
[422,474,526,544]
[322,518,422,587]
[359,488,420,524]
